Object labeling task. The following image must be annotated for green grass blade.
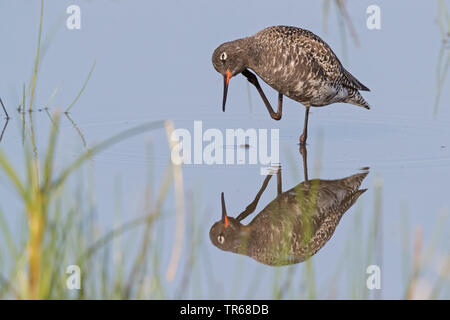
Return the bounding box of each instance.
[65,60,96,113]
[43,112,61,191]
[0,150,26,200]
[0,208,18,259]
[29,0,44,111]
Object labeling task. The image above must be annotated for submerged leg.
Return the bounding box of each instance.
[299,144,309,184]
[299,105,310,145]
[236,173,274,222]
[277,167,282,196]
[241,69,283,120]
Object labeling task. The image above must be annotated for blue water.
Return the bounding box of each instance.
[0,0,449,299]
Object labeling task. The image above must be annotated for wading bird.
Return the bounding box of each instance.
[212,25,370,145]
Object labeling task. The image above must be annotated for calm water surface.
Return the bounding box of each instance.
[0,0,449,298]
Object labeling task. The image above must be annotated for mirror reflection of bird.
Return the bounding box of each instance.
[212,25,370,145]
[210,146,369,266]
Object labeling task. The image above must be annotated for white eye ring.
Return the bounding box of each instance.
[220,52,227,61]
[218,235,225,244]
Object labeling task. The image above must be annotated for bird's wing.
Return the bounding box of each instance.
[298,31,370,91]
[341,68,370,91]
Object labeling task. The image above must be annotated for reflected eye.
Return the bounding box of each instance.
[220,52,227,61]
[217,235,225,244]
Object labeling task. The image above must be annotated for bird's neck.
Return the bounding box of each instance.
[229,224,253,254]
[243,36,263,72]
[231,37,252,69]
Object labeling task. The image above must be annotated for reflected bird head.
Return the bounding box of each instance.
[209,192,243,252]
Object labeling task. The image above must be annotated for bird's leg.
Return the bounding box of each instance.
[299,144,309,184]
[0,97,9,119]
[241,69,282,120]
[277,167,282,196]
[299,105,310,145]
[236,174,273,222]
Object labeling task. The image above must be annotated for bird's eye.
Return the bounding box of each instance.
[217,235,225,244]
[220,52,227,61]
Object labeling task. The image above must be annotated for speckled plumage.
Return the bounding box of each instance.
[210,171,368,266]
[250,26,370,107]
[212,25,370,109]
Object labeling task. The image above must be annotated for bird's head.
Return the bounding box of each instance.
[212,40,248,112]
[209,193,244,252]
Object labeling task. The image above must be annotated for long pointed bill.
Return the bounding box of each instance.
[222,70,232,112]
[221,192,229,227]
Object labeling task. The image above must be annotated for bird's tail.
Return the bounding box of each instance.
[346,89,371,110]
[343,172,369,193]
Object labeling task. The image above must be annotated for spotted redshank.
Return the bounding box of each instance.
[212,25,370,145]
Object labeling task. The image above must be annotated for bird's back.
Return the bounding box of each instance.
[244,172,368,265]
